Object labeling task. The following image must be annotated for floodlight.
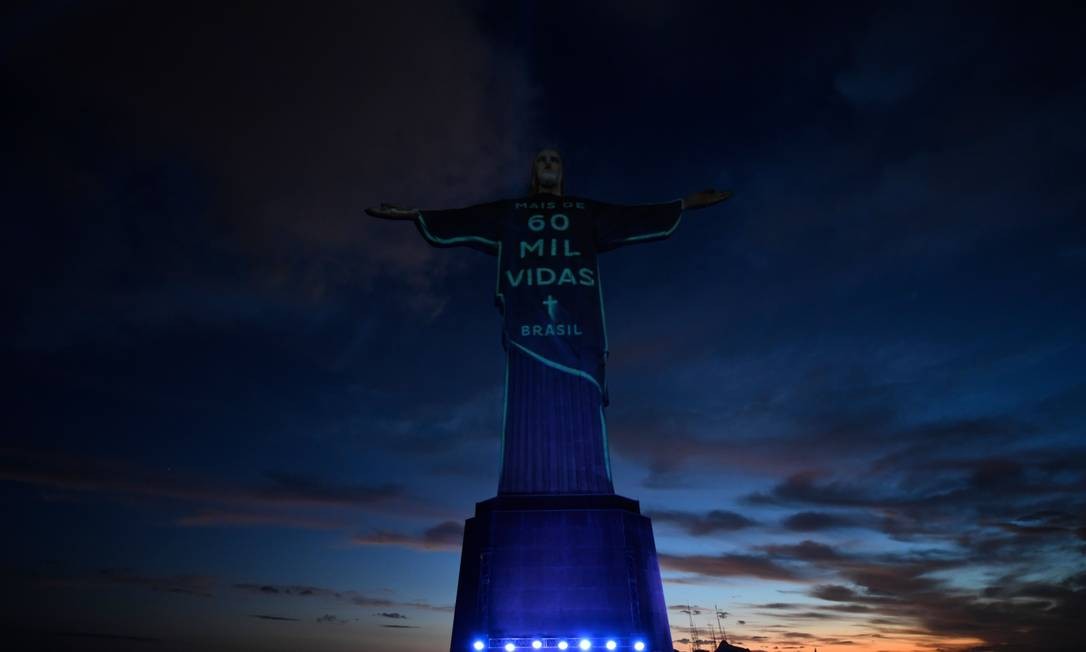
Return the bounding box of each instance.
[473,642,485,651]
[558,642,569,650]
[579,640,591,650]
[605,642,617,651]
[633,642,646,651]
[532,642,543,650]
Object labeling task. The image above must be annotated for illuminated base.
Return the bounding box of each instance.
[450,494,671,652]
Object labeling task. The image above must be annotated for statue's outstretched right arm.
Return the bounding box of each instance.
[365,203,419,220]
[367,200,503,254]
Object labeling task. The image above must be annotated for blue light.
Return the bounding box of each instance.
[633,642,646,651]
[579,640,591,651]
[532,642,543,650]
[472,642,485,651]
[558,642,569,650]
[505,644,516,652]
[605,642,617,651]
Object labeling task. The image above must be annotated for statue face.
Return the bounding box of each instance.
[533,149,563,192]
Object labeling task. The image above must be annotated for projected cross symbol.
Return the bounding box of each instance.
[542,295,558,321]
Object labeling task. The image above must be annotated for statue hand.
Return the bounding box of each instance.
[365,203,420,220]
[681,189,732,210]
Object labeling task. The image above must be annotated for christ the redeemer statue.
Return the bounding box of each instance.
[367,150,730,495]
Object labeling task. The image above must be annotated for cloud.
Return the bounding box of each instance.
[316,614,350,625]
[232,582,452,613]
[748,544,1086,650]
[659,553,803,582]
[759,540,842,562]
[688,494,1086,650]
[751,603,802,610]
[833,4,990,108]
[249,614,298,621]
[352,520,464,551]
[374,612,408,620]
[608,333,1071,491]
[0,449,402,508]
[820,566,1086,649]
[54,631,162,643]
[256,471,402,507]
[9,1,542,352]
[0,448,448,529]
[605,368,899,486]
[648,509,758,535]
[39,568,217,598]
[745,472,884,508]
[745,449,1086,530]
[810,584,861,603]
[666,604,717,614]
[780,511,858,532]
[175,510,346,529]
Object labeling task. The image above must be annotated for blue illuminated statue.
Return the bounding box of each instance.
[367,150,730,652]
[368,150,730,495]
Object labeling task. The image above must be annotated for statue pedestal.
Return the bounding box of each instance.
[450,494,672,652]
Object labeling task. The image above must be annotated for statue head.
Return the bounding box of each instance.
[530,148,563,196]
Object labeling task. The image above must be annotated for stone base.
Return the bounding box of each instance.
[450,494,672,652]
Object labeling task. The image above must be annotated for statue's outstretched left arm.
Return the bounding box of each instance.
[595,191,730,253]
[681,189,732,211]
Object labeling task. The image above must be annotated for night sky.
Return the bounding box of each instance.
[4,2,1086,651]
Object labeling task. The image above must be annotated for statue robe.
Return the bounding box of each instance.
[416,194,683,494]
